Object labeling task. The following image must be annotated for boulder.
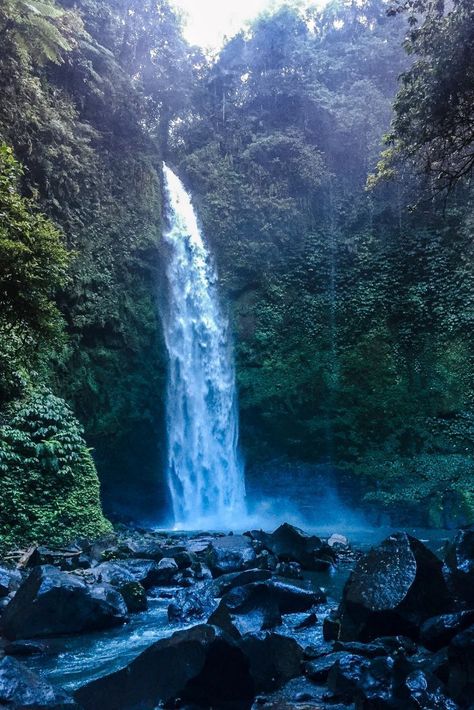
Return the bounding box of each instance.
[338,533,452,642]
[118,582,147,613]
[444,528,474,606]
[333,636,417,658]
[212,568,273,597]
[304,652,351,683]
[209,585,282,637]
[154,557,179,583]
[239,632,304,692]
[209,578,321,638]
[0,656,78,707]
[420,610,474,651]
[74,624,255,710]
[23,545,91,571]
[1,565,128,639]
[328,650,459,709]
[327,653,370,700]
[448,624,474,706]
[248,524,335,571]
[206,535,257,576]
[118,536,164,560]
[168,583,218,623]
[0,567,22,598]
[92,558,173,589]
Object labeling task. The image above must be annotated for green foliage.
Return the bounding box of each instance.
[375,0,474,192]
[0,0,75,66]
[360,454,474,528]
[0,389,112,551]
[0,143,68,404]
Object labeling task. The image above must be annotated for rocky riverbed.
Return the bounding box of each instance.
[0,523,473,709]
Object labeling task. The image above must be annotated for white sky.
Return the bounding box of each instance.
[171,0,327,49]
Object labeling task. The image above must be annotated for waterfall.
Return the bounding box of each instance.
[161,164,246,529]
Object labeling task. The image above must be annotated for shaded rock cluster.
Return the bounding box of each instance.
[0,524,473,709]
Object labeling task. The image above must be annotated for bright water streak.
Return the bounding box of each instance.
[161,165,246,529]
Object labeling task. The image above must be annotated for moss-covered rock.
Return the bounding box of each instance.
[0,388,112,552]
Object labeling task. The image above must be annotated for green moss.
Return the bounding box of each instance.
[0,388,112,551]
[361,454,474,527]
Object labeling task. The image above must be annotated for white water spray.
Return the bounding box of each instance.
[161,165,246,529]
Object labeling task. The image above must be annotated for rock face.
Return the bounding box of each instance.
[248,523,335,571]
[0,567,22,598]
[1,565,128,640]
[75,624,254,710]
[444,528,474,606]
[338,533,452,642]
[0,656,78,707]
[205,535,257,576]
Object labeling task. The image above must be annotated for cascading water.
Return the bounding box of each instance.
[161,164,246,529]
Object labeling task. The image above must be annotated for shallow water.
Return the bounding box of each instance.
[22,526,454,692]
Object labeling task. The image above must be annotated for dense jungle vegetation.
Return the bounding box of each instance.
[0,0,473,547]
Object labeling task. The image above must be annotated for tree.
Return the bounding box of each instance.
[375,0,474,192]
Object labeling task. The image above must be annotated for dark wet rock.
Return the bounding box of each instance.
[118,581,147,613]
[212,568,273,597]
[174,550,195,569]
[192,561,213,581]
[405,647,450,686]
[334,636,417,658]
[254,549,279,572]
[239,632,304,692]
[275,561,303,579]
[206,535,257,576]
[304,652,351,682]
[303,642,334,660]
[4,640,48,656]
[75,624,255,710]
[248,524,335,571]
[168,583,218,623]
[448,623,474,706]
[444,528,474,606]
[338,533,452,642]
[209,578,321,638]
[327,654,370,699]
[252,676,353,709]
[224,579,321,616]
[323,610,341,641]
[209,587,282,637]
[1,565,128,639]
[398,666,459,710]
[327,650,459,709]
[92,558,176,589]
[23,545,92,571]
[294,611,317,630]
[420,610,474,651]
[119,536,165,560]
[154,557,179,583]
[0,567,22,598]
[0,656,78,707]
